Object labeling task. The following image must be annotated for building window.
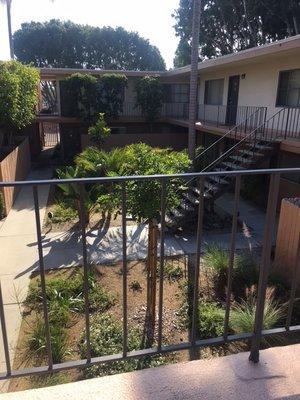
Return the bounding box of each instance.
[276,69,300,107]
[204,79,224,105]
[164,84,189,103]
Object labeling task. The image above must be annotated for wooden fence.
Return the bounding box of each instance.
[275,198,300,291]
[0,137,31,215]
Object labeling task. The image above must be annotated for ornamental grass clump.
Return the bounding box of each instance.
[230,286,285,334]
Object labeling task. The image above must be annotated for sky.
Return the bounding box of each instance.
[0,0,180,69]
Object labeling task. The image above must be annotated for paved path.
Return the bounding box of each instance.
[0,167,52,391]
[0,184,268,391]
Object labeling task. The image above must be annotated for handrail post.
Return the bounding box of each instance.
[244,107,248,133]
[284,107,291,140]
[249,173,280,363]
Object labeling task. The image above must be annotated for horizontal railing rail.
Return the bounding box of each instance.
[197,104,267,129]
[0,167,299,380]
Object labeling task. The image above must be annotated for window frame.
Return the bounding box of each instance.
[276,69,300,108]
[204,78,224,106]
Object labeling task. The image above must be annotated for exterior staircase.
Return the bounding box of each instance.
[166,107,288,231]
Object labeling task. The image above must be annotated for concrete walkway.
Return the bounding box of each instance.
[2,344,299,399]
[0,167,52,390]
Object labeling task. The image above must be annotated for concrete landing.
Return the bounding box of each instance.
[1,344,299,399]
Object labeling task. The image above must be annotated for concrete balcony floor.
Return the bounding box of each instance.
[1,344,299,400]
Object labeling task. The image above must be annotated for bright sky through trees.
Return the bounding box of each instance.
[0,0,180,69]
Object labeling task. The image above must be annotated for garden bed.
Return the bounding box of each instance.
[9,244,298,393]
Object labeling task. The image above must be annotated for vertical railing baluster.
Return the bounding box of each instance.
[33,185,53,369]
[223,175,241,340]
[79,183,91,364]
[191,177,205,346]
[285,235,300,330]
[157,179,167,351]
[121,182,128,357]
[0,281,11,376]
[249,173,280,363]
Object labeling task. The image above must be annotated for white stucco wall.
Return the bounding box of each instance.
[198,53,300,120]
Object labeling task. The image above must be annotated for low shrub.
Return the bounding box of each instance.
[88,113,111,145]
[79,313,167,378]
[230,287,284,334]
[46,203,78,225]
[26,269,114,314]
[203,245,259,299]
[197,301,225,339]
[157,261,184,282]
[129,280,142,292]
[179,297,225,339]
[0,193,4,219]
[164,262,184,281]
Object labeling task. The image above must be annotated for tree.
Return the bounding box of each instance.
[188,0,202,161]
[135,76,163,127]
[173,0,300,67]
[70,144,191,344]
[0,61,39,146]
[115,144,190,344]
[0,0,13,59]
[13,20,166,71]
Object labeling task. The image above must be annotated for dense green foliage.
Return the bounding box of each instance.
[26,268,115,364]
[135,76,163,123]
[88,113,111,146]
[14,20,166,71]
[46,202,78,225]
[198,301,225,338]
[60,73,127,122]
[79,313,166,378]
[173,0,300,67]
[60,73,99,121]
[0,61,39,144]
[100,74,128,117]
[58,144,190,222]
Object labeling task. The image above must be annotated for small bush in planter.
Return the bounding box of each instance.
[88,113,111,146]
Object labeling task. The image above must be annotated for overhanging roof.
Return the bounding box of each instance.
[164,35,300,77]
[40,35,300,80]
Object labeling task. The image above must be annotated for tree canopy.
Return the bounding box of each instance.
[0,61,39,145]
[173,0,300,67]
[13,20,166,71]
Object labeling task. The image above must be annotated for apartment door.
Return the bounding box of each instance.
[226,75,240,125]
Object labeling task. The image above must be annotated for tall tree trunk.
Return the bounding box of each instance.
[146,218,158,345]
[6,1,14,59]
[188,0,201,161]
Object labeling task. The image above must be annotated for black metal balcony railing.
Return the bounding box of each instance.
[0,168,299,380]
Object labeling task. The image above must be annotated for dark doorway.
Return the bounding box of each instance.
[226,75,240,125]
